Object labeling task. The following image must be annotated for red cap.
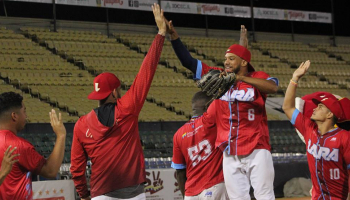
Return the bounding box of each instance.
[226,44,255,72]
[88,72,121,100]
[312,93,344,120]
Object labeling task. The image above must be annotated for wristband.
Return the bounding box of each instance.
[290,79,298,86]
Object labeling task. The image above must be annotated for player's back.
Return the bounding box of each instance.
[172,115,224,196]
[71,102,145,197]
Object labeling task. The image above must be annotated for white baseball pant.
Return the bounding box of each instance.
[223,149,275,200]
[92,193,145,200]
[184,182,229,200]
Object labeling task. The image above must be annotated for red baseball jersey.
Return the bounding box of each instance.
[172,114,224,196]
[0,130,46,200]
[70,34,164,198]
[197,61,278,156]
[291,109,350,200]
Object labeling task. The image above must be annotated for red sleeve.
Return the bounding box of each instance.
[252,71,270,79]
[202,99,217,126]
[342,132,350,171]
[342,133,350,191]
[70,123,89,198]
[119,34,165,114]
[200,62,223,78]
[291,109,315,139]
[172,130,186,169]
[18,141,46,175]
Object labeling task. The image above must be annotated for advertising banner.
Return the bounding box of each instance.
[145,169,183,200]
[32,180,75,200]
[32,170,183,200]
[7,0,332,23]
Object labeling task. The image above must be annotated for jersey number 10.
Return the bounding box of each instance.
[330,168,340,180]
[188,140,213,167]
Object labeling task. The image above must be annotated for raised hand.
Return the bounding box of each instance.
[49,109,66,137]
[0,146,19,177]
[165,18,175,34]
[239,25,248,48]
[292,60,311,81]
[152,3,166,35]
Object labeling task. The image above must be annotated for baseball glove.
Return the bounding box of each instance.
[197,70,237,99]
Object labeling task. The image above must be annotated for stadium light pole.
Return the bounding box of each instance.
[2,0,7,17]
[250,0,256,42]
[330,0,336,46]
[52,0,57,32]
[106,8,110,38]
[291,21,295,42]
[205,15,209,37]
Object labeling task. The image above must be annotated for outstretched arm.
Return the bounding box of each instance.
[40,110,66,178]
[166,19,222,79]
[282,60,311,120]
[166,19,198,73]
[121,3,165,114]
[236,75,278,94]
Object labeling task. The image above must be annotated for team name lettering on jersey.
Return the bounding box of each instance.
[220,88,255,102]
[307,139,339,162]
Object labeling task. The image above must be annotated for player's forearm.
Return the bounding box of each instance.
[282,79,298,120]
[40,135,66,178]
[171,38,197,73]
[238,76,278,94]
[0,171,6,185]
[176,170,186,197]
[132,34,164,105]
[71,167,89,198]
[75,181,89,199]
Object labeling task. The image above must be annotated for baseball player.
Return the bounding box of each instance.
[172,91,228,200]
[70,4,166,200]
[0,146,19,186]
[0,92,67,200]
[282,60,350,200]
[166,22,278,199]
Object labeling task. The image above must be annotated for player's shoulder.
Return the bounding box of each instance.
[6,133,34,149]
[174,122,192,138]
[338,128,350,139]
[74,113,90,134]
[250,71,270,78]
[75,114,87,126]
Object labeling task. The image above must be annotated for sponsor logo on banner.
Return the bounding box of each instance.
[256,9,278,17]
[285,10,305,20]
[128,0,153,9]
[200,4,220,14]
[145,171,164,194]
[224,7,248,15]
[128,0,138,7]
[309,13,330,21]
[102,0,123,6]
[165,2,190,10]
